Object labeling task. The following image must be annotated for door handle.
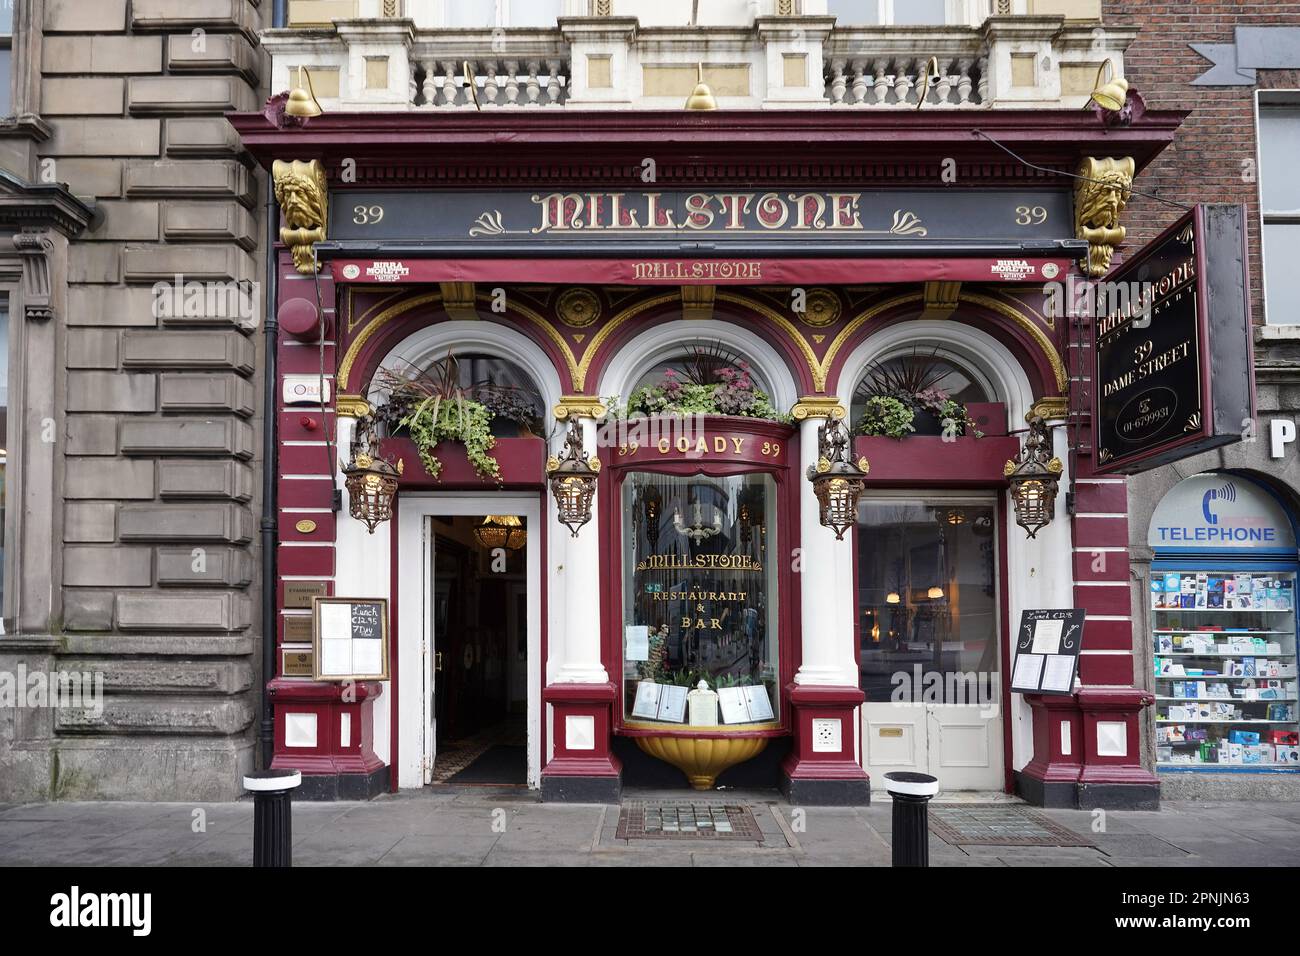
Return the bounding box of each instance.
[435,652,443,673]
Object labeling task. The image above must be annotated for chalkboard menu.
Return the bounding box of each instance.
[1093,204,1252,475]
[1010,608,1086,696]
[312,597,390,681]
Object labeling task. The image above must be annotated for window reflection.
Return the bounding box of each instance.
[856,498,999,703]
[622,472,779,725]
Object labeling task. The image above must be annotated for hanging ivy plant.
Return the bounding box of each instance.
[373,355,505,482]
[401,394,500,481]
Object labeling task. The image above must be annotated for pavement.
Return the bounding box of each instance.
[2,789,1300,866]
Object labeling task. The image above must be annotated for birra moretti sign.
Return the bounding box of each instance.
[1092,204,1253,475]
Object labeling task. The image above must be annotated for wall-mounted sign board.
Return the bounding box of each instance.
[281,648,314,678]
[328,188,1075,249]
[1010,608,1086,696]
[1093,204,1253,475]
[312,597,389,682]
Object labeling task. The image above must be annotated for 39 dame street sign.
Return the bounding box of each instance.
[1093,204,1253,476]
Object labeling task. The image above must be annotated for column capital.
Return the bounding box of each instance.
[1026,395,1069,423]
[553,396,608,420]
[791,396,847,421]
[336,395,372,419]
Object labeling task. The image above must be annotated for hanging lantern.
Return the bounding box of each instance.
[885,591,901,605]
[927,586,945,600]
[474,515,526,551]
[1004,415,1063,539]
[342,415,402,534]
[806,417,869,541]
[547,417,600,537]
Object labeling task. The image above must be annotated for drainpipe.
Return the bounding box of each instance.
[260,184,279,769]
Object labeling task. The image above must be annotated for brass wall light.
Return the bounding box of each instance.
[806,417,869,541]
[685,63,717,111]
[286,66,324,119]
[547,418,600,537]
[342,416,402,534]
[1004,416,1063,539]
[1087,57,1128,113]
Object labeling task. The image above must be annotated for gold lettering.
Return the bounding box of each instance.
[731,437,745,454]
[714,436,727,453]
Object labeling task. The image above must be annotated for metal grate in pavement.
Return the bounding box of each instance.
[616,800,764,842]
[927,804,1094,847]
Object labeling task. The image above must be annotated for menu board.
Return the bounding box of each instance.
[312,597,390,681]
[1010,608,1086,695]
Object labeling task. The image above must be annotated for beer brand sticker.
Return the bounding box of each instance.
[990,259,1036,281]
[341,264,361,279]
[1042,262,1060,279]
[366,261,410,282]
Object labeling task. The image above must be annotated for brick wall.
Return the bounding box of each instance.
[40,0,267,799]
[1105,0,1300,325]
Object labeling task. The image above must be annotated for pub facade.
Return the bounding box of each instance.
[225,0,1199,808]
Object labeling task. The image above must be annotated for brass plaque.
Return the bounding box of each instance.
[295,519,318,534]
[284,580,328,609]
[281,649,314,677]
[282,614,313,642]
[878,727,904,738]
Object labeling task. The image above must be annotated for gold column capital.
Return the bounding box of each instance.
[1026,396,1069,422]
[553,396,608,420]
[272,158,328,275]
[791,396,847,421]
[336,394,372,418]
[1074,156,1134,278]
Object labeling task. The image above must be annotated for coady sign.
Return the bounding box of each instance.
[1093,204,1254,475]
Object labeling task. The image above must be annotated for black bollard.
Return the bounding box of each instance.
[883,771,939,868]
[243,769,302,867]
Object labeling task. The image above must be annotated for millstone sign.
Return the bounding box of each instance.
[1092,204,1254,475]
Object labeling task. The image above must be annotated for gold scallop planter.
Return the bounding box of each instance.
[635,735,769,790]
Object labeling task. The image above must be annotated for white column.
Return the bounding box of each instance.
[553,416,609,684]
[794,414,859,687]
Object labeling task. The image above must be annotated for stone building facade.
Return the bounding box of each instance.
[0,0,268,801]
[1,0,1285,803]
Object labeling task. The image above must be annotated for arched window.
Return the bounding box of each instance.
[625,342,784,421]
[851,347,992,438]
[376,351,546,438]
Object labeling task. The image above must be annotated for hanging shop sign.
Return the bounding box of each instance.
[609,426,791,469]
[1092,204,1253,475]
[330,187,1073,248]
[1009,608,1086,696]
[311,597,390,682]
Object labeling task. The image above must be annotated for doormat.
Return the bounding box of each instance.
[927,804,1094,847]
[444,745,526,786]
[616,801,764,842]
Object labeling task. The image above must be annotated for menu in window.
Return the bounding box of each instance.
[630,681,688,723]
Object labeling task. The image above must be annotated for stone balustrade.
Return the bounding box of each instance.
[262,15,1136,110]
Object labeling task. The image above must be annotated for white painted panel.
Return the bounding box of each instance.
[285,712,318,748]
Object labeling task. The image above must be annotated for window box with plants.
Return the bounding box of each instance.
[372,353,549,487]
[850,349,1019,483]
